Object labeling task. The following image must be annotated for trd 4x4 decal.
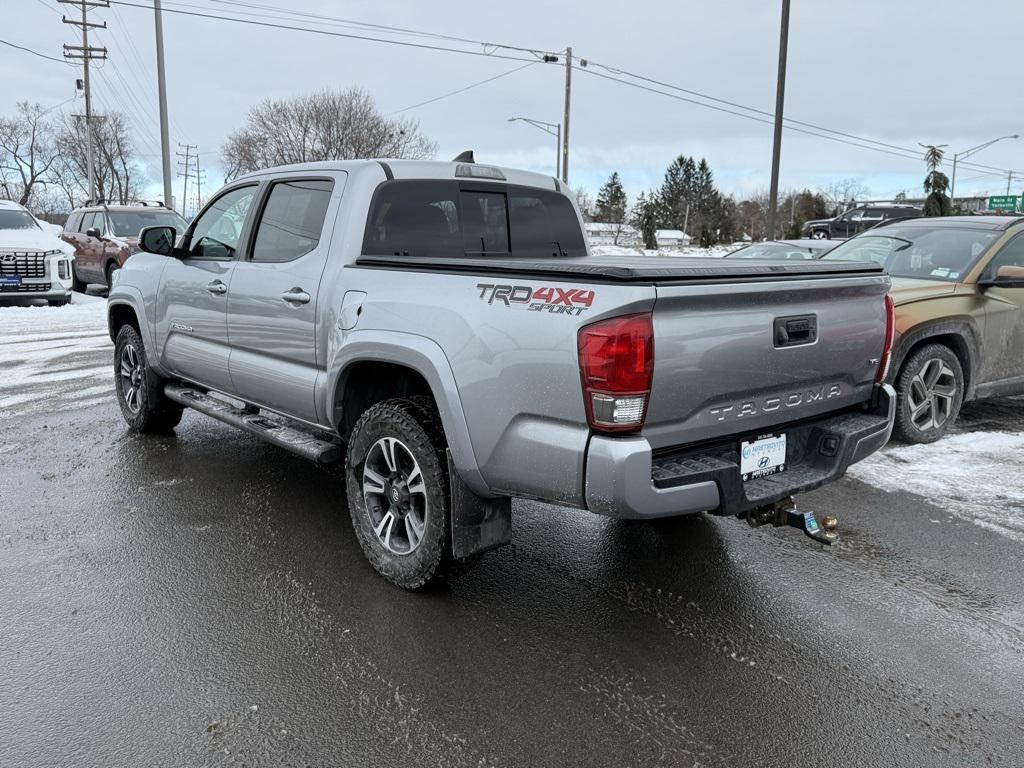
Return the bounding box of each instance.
[476,283,595,316]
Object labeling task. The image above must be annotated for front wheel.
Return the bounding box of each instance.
[810,229,829,240]
[345,398,472,589]
[113,325,183,432]
[893,344,964,444]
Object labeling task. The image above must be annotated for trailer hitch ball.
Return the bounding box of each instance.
[744,498,839,545]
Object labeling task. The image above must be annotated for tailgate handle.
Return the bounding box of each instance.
[774,315,817,347]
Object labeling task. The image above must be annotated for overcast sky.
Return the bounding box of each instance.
[5,0,1024,207]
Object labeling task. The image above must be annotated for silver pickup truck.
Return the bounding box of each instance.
[107,157,895,589]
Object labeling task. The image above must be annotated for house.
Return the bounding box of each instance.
[583,221,641,247]
[655,229,692,249]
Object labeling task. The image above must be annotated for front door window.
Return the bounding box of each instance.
[188,186,258,259]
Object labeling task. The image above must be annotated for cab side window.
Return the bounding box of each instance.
[250,179,334,263]
[985,235,1024,277]
[189,185,258,259]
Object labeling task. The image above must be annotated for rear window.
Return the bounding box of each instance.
[363,180,585,259]
[108,209,188,238]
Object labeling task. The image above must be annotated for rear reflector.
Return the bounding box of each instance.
[876,294,895,383]
[578,313,654,433]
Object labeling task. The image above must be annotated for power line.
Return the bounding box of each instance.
[0,37,70,64]
[388,62,536,115]
[107,0,550,63]
[577,56,1021,177]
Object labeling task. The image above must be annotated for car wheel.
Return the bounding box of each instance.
[345,397,473,589]
[47,297,69,307]
[893,343,964,444]
[113,324,184,433]
[811,229,828,240]
[105,261,120,290]
[71,264,87,293]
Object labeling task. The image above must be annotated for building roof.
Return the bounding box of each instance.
[585,221,637,232]
[655,229,689,238]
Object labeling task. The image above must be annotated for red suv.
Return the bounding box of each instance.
[62,202,187,290]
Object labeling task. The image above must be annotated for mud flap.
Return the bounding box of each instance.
[448,452,511,559]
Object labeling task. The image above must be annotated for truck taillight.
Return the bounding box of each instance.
[577,313,654,433]
[876,294,895,383]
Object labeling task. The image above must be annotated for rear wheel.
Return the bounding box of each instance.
[345,397,476,589]
[71,263,87,292]
[104,261,120,291]
[114,325,183,432]
[893,343,964,444]
[811,229,829,240]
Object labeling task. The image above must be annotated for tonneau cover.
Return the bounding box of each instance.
[355,253,883,283]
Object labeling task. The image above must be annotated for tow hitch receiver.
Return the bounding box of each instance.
[745,497,839,545]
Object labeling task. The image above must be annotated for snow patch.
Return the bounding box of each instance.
[848,431,1024,542]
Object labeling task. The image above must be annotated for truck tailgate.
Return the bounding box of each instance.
[643,273,891,450]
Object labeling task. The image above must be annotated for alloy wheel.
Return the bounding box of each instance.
[362,437,428,555]
[119,343,144,414]
[907,357,957,431]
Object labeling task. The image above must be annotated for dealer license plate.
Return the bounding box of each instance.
[740,433,787,481]
[0,275,22,286]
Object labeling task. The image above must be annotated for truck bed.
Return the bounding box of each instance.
[355,253,882,284]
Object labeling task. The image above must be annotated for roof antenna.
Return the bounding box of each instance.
[452,150,475,163]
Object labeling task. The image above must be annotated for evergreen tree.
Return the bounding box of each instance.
[630,192,659,250]
[594,171,628,224]
[658,155,696,230]
[921,144,953,217]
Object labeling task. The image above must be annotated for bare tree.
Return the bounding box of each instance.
[52,111,144,207]
[821,178,870,213]
[0,102,60,206]
[221,87,437,181]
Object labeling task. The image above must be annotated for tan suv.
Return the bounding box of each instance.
[822,215,1024,442]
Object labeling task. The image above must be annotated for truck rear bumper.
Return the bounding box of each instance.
[584,384,895,519]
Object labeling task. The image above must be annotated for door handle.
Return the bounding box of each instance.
[281,288,311,305]
[205,280,227,295]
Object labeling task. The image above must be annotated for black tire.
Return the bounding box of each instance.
[104,261,120,291]
[345,397,474,589]
[71,264,87,293]
[893,343,964,444]
[811,229,829,240]
[47,297,69,307]
[113,324,183,433]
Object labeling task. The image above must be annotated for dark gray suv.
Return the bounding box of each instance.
[803,205,922,240]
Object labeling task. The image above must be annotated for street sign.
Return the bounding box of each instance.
[987,195,1020,211]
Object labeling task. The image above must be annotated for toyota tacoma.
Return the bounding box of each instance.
[107,157,896,589]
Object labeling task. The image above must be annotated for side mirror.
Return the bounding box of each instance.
[138,225,177,257]
[979,265,1024,289]
[85,227,101,238]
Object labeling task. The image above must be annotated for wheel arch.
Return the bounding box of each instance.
[891,318,980,400]
[326,331,489,497]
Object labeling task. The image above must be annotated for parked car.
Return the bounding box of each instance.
[62,201,187,291]
[803,205,922,240]
[0,199,76,306]
[726,239,842,259]
[107,158,895,589]
[821,215,1024,442]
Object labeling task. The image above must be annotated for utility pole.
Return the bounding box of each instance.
[153,0,173,210]
[61,0,108,203]
[562,46,572,185]
[176,143,196,218]
[193,153,206,213]
[765,0,791,240]
[1007,171,1014,196]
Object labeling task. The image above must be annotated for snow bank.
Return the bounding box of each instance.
[848,432,1024,542]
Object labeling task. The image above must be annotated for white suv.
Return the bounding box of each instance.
[0,200,76,306]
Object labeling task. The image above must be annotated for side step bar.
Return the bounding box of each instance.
[164,384,341,465]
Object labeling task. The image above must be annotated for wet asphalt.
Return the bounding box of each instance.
[2,396,1023,768]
